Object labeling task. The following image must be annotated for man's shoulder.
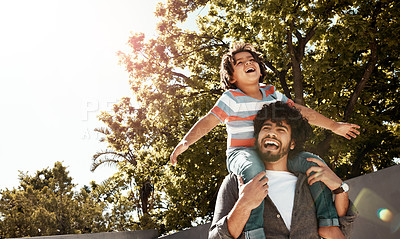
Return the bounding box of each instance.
[222,173,239,186]
[216,173,240,203]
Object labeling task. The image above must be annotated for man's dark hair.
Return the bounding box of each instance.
[254,101,313,159]
[220,42,268,90]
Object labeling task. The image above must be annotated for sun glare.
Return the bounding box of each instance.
[0,0,162,190]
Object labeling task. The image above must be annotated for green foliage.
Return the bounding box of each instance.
[0,162,106,237]
[92,0,400,233]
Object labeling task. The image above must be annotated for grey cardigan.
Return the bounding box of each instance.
[208,173,357,239]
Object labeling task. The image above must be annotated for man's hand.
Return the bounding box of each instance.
[237,171,269,210]
[226,172,269,238]
[170,140,189,166]
[306,158,350,218]
[305,158,342,191]
[331,122,360,140]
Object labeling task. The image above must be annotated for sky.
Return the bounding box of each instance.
[0,0,161,190]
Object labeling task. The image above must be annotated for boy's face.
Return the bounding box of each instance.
[230,51,262,89]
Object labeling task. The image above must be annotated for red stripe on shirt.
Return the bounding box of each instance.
[230,90,247,97]
[264,86,275,96]
[226,115,256,122]
[229,138,256,147]
[211,106,228,122]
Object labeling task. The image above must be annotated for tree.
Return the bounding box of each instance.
[90,98,158,231]
[94,0,400,233]
[0,162,106,237]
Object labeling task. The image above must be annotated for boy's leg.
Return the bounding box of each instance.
[227,148,266,238]
[287,152,339,227]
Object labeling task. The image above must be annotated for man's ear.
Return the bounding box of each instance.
[229,77,237,84]
[290,140,295,150]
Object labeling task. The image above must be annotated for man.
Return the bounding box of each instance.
[208,102,357,239]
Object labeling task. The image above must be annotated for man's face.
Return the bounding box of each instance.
[256,120,295,163]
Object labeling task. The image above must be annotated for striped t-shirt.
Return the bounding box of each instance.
[210,84,294,152]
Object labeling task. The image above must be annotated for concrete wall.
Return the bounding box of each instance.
[159,223,211,239]
[8,164,400,239]
[10,230,159,239]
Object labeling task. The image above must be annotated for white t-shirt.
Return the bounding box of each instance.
[265,170,298,230]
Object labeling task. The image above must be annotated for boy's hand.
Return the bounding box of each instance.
[170,140,189,166]
[331,122,360,140]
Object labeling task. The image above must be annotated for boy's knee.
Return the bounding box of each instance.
[240,164,265,183]
[289,151,327,173]
[297,152,325,165]
[297,151,321,160]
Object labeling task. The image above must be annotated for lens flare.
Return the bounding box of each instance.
[377,208,393,222]
[354,188,400,234]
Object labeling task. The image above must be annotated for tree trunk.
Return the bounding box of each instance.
[287,25,305,105]
[264,61,291,99]
[287,21,316,105]
[140,179,153,215]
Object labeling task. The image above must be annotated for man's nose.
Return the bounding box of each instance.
[245,60,252,66]
[266,130,277,137]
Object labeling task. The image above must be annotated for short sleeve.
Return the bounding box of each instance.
[265,85,294,107]
[210,91,236,123]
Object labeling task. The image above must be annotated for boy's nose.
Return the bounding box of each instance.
[245,61,252,66]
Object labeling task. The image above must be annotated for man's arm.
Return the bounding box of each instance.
[209,172,268,239]
[227,172,269,238]
[305,157,359,238]
[293,103,360,140]
[170,112,220,165]
[305,157,349,216]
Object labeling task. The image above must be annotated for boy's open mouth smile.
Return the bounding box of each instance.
[245,67,256,73]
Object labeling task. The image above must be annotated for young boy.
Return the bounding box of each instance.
[170,43,360,239]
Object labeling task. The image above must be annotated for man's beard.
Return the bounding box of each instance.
[256,140,290,163]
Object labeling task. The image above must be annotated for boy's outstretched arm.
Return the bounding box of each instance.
[170,112,220,165]
[293,103,360,140]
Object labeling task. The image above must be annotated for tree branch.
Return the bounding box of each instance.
[264,60,291,99]
[343,1,380,121]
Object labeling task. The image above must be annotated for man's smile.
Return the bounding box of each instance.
[261,137,281,151]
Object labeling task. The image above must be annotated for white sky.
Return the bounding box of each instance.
[0,0,161,190]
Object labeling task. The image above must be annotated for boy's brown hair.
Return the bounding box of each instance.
[220,42,268,90]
